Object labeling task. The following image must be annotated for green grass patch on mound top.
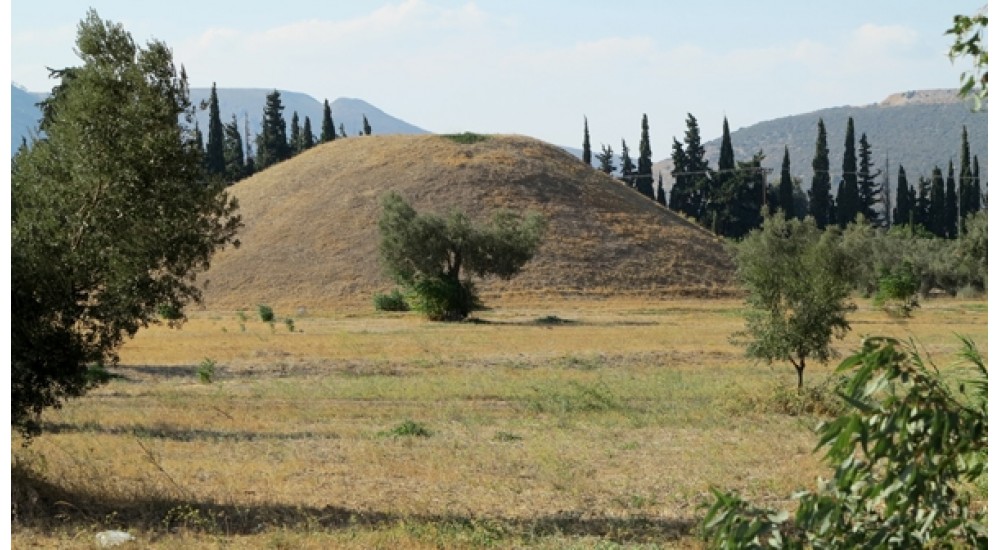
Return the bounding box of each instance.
[442,132,490,144]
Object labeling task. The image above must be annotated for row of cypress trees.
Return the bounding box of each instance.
[582,114,984,240]
[193,84,371,184]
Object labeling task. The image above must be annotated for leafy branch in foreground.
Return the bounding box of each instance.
[703,336,988,548]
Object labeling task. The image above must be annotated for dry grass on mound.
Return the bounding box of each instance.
[198,134,736,311]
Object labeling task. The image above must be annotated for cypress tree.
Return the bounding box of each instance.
[289,111,302,155]
[320,99,336,142]
[682,114,710,222]
[892,165,911,228]
[709,117,736,233]
[620,139,635,187]
[929,166,946,237]
[915,175,931,232]
[362,115,372,136]
[636,114,655,200]
[338,123,347,138]
[945,160,958,238]
[808,119,832,228]
[582,117,592,165]
[778,146,794,219]
[255,90,290,170]
[668,138,688,212]
[223,114,245,183]
[656,173,667,206]
[204,82,226,178]
[836,117,859,227]
[857,132,881,225]
[958,125,973,230]
[970,156,982,214]
[302,116,315,150]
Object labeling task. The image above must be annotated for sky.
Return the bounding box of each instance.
[8,0,986,155]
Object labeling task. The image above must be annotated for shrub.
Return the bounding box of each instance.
[373,289,410,312]
[873,263,920,317]
[197,358,216,384]
[442,132,490,144]
[257,304,275,323]
[702,336,987,548]
[379,419,432,438]
[283,318,295,332]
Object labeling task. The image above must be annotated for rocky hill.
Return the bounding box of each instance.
[197,134,736,310]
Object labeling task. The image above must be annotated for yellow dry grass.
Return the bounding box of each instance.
[12,296,987,548]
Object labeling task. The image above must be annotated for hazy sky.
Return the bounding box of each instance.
[10,1,984,153]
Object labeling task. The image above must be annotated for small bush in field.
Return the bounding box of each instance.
[257,304,275,323]
[197,358,216,384]
[873,263,920,317]
[284,317,295,332]
[373,289,410,312]
[379,419,432,438]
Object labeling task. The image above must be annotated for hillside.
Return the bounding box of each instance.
[653,90,988,192]
[197,134,735,310]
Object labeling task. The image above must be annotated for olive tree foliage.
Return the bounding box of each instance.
[731,214,855,389]
[378,192,546,321]
[703,336,987,548]
[947,8,988,108]
[11,10,242,437]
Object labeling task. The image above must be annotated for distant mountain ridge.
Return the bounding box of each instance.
[652,89,987,192]
[9,84,427,155]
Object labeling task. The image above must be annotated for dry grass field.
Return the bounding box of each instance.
[11,296,987,549]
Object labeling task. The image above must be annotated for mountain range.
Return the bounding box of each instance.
[10,84,987,189]
[10,84,427,155]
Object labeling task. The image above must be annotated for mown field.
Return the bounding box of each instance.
[11,297,987,548]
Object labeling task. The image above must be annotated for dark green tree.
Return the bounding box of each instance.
[857,132,882,226]
[945,161,958,238]
[635,114,655,200]
[808,118,832,228]
[706,117,736,233]
[778,146,795,219]
[204,82,226,178]
[836,117,859,227]
[223,114,245,182]
[582,117,591,165]
[915,175,932,231]
[892,165,912,228]
[656,173,667,206]
[970,155,982,214]
[339,122,347,138]
[289,111,302,155]
[255,89,290,170]
[929,166,947,237]
[320,99,336,142]
[362,114,372,136]
[595,144,615,174]
[12,10,242,436]
[619,139,635,187]
[302,116,315,150]
[378,192,546,321]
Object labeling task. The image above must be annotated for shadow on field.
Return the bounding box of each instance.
[40,421,340,443]
[13,463,698,544]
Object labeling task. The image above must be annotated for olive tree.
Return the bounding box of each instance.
[731,214,855,389]
[377,192,546,320]
[11,10,242,436]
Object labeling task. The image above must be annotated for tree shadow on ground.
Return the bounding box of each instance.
[13,463,698,544]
